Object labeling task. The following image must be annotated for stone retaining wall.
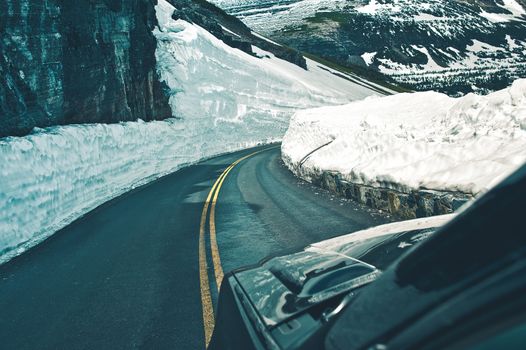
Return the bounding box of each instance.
[314,171,473,220]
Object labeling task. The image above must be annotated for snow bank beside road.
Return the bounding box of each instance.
[282,79,526,196]
[0,119,280,264]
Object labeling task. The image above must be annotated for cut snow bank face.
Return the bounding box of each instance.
[153,0,382,128]
[282,79,526,195]
[0,120,277,264]
[0,0,380,264]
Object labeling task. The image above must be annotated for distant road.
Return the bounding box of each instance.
[0,145,388,349]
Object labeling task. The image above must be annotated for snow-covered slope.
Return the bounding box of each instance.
[282,79,526,196]
[212,0,526,96]
[0,0,382,264]
[154,0,385,125]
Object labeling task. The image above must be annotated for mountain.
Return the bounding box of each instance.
[211,0,526,96]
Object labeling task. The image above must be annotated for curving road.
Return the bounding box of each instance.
[0,145,389,350]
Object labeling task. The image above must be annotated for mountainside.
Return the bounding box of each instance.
[211,0,526,96]
[166,0,307,68]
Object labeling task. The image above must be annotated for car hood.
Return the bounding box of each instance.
[233,215,454,327]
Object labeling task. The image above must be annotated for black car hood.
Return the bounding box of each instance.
[326,163,526,350]
[233,215,453,327]
[235,250,380,326]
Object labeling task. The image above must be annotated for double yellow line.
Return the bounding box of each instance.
[198,146,278,347]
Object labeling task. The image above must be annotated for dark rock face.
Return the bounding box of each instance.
[0,0,172,138]
[168,0,307,69]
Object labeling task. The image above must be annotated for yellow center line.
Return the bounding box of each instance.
[209,154,256,289]
[198,176,221,346]
[199,146,279,347]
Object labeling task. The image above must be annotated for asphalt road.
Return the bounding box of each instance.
[0,145,389,350]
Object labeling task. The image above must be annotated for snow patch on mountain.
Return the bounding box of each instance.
[361,51,377,66]
[282,79,526,196]
[479,0,525,23]
[357,0,401,15]
[501,0,526,17]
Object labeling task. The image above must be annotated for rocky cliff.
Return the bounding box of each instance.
[0,0,172,138]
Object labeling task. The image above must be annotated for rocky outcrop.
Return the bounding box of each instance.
[169,0,307,69]
[0,0,172,138]
[315,171,472,220]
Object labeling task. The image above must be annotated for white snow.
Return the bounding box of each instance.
[480,0,526,23]
[480,9,512,23]
[361,51,377,66]
[356,0,380,14]
[209,0,349,34]
[355,0,402,15]
[506,34,521,50]
[153,0,380,129]
[251,31,282,47]
[414,13,444,21]
[0,0,381,264]
[309,214,454,254]
[221,25,241,38]
[467,39,504,53]
[282,79,526,196]
[378,36,517,76]
[501,0,526,16]
[411,45,444,70]
[358,0,403,15]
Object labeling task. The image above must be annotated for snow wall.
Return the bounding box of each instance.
[0,0,380,264]
[282,79,526,219]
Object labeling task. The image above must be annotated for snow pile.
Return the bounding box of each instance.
[356,0,402,15]
[309,214,454,253]
[0,120,280,263]
[282,79,526,195]
[0,0,381,263]
[153,0,381,131]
